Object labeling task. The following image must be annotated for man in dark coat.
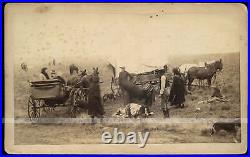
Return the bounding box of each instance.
[87,68,104,118]
[169,68,186,108]
[118,66,133,105]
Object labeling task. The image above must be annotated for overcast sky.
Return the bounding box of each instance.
[5,3,247,73]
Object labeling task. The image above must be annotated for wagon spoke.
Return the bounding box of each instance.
[27,97,41,121]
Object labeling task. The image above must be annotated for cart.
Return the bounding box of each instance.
[27,79,88,120]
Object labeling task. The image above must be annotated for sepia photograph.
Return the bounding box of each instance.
[4,3,248,154]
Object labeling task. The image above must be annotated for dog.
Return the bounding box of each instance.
[210,119,241,136]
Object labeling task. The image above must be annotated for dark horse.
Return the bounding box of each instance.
[119,79,155,113]
[187,59,223,89]
[68,67,104,119]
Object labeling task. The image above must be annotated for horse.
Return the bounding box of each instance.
[67,69,87,87]
[69,67,104,120]
[119,78,155,114]
[187,59,223,89]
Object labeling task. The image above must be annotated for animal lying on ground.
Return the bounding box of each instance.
[113,103,153,118]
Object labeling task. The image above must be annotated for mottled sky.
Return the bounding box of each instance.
[5,3,247,73]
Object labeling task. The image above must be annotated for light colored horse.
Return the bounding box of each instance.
[179,64,199,76]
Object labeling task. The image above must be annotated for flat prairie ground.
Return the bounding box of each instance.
[13,53,241,144]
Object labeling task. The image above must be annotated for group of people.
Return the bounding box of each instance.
[39,67,66,84]
[160,65,187,118]
[118,64,187,118]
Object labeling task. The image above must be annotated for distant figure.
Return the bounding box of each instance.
[21,62,28,72]
[52,58,56,66]
[40,67,50,80]
[69,64,79,75]
[118,66,133,105]
[160,64,170,118]
[169,67,186,108]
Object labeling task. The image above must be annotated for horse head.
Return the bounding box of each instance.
[214,59,223,71]
[79,69,87,77]
[90,67,100,83]
[205,59,223,72]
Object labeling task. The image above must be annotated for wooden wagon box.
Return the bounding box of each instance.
[30,80,64,99]
[133,74,159,84]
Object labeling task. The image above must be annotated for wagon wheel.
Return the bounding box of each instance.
[43,106,54,113]
[27,96,41,121]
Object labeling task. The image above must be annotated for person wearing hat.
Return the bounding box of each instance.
[169,67,186,108]
[159,64,170,118]
[40,67,50,80]
[118,66,133,105]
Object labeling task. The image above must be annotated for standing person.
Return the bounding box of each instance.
[160,65,170,118]
[87,68,104,120]
[169,67,186,108]
[118,66,133,105]
[40,67,50,80]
